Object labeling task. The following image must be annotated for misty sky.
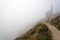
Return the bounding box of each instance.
[0,0,60,40]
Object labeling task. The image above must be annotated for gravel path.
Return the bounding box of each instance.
[45,23,60,40]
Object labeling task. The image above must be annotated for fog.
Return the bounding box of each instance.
[0,0,60,40]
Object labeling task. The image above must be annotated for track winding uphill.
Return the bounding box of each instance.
[45,22,60,40]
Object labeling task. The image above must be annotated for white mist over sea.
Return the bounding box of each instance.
[0,0,60,40]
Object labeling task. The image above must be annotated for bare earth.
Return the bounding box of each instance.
[45,22,60,40]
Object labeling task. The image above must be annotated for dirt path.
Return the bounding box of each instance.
[45,23,60,40]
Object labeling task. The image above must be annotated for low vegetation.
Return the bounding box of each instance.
[15,23,52,40]
[49,15,60,31]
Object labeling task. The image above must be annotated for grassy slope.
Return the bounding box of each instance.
[15,23,52,40]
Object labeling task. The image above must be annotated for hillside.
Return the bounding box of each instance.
[15,23,52,40]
